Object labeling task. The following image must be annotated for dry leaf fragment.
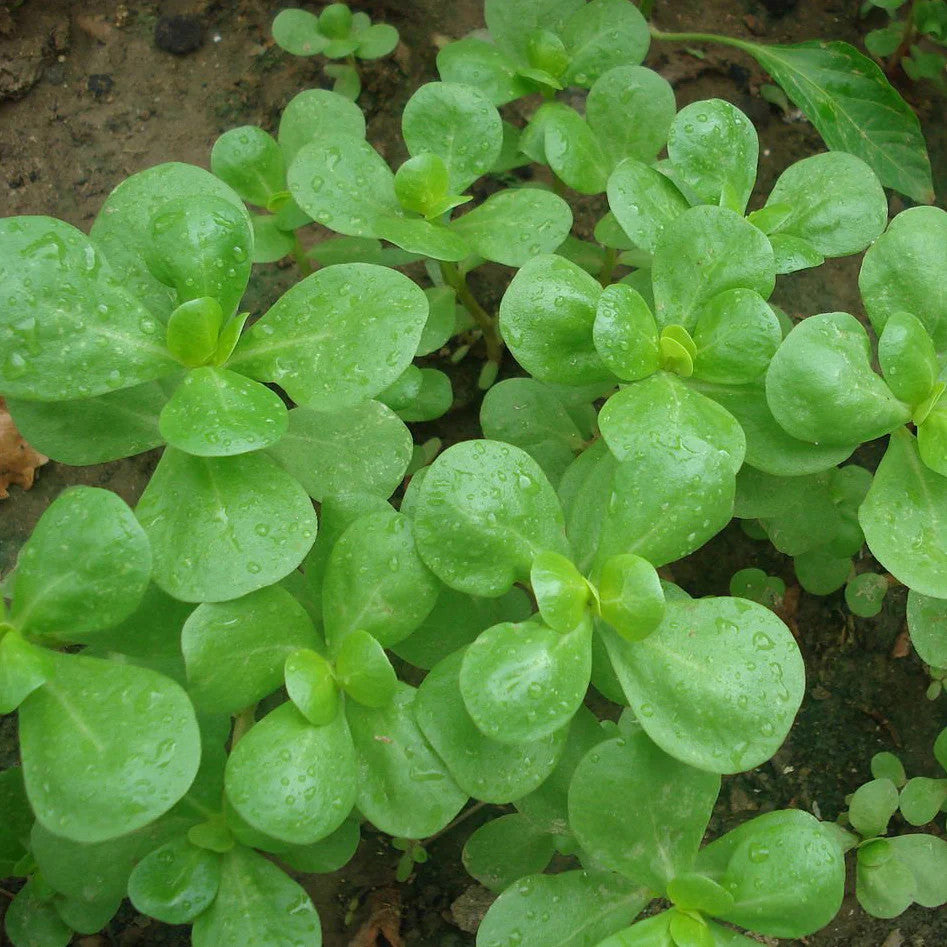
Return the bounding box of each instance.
[0,397,48,498]
[348,886,404,947]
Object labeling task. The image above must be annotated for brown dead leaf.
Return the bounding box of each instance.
[348,887,403,947]
[891,625,911,659]
[0,397,48,498]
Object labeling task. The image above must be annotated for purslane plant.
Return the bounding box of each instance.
[272,3,400,100]
[1,0,945,944]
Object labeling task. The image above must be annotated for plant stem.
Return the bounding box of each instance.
[649,26,757,55]
[887,0,919,74]
[230,705,256,749]
[421,800,490,846]
[292,233,314,278]
[599,246,618,288]
[439,262,504,364]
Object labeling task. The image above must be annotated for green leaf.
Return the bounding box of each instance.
[4,880,72,947]
[856,844,917,918]
[592,283,661,382]
[230,263,428,410]
[347,683,467,837]
[900,777,947,825]
[562,0,650,85]
[500,254,615,386]
[211,126,286,208]
[596,374,744,566]
[165,297,223,367]
[417,286,456,355]
[278,817,360,873]
[416,650,566,802]
[860,206,947,355]
[414,440,570,597]
[394,366,453,422]
[689,379,857,477]
[531,550,590,632]
[158,367,287,456]
[652,206,775,332]
[266,401,411,502]
[479,378,586,487]
[485,0,583,63]
[848,778,899,836]
[766,311,910,445]
[587,65,675,167]
[250,213,295,263]
[284,648,339,725]
[373,213,471,262]
[459,618,591,744]
[392,587,531,671]
[137,448,316,602]
[603,597,804,773]
[598,553,666,642]
[872,751,907,786]
[463,814,555,893]
[271,8,328,55]
[323,510,440,649]
[0,767,32,877]
[5,379,171,465]
[0,630,55,714]
[355,22,398,59]
[696,810,845,937]
[878,310,940,407]
[667,875,735,916]
[182,585,321,714]
[762,151,887,257]
[476,869,649,947]
[287,134,398,237]
[667,99,758,213]
[845,572,888,617]
[435,37,530,106]
[144,196,253,320]
[569,731,719,891]
[0,217,179,400]
[278,88,365,164]
[90,163,250,323]
[225,702,357,844]
[20,653,200,843]
[860,429,947,597]
[11,487,150,639]
[394,153,454,218]
[128,836,221,924]
[692,290,781,385]
[907,589,947,668]
[541,104,611,194]
[335,629,397,707]
[402,82,503,192]
[450,188,573,267]
[889,833,947,907]
[192,846,321,947]
[607,159,689,255]
[736,39,933,202]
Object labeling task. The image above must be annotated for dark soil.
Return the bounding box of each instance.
[1,1,945,945]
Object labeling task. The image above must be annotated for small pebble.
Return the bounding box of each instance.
[154,15,203,55]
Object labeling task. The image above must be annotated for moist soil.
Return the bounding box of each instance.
[1,1,946,945]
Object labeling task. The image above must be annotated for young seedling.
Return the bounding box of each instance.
[272,3,400,100]
[861,0,947,88]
